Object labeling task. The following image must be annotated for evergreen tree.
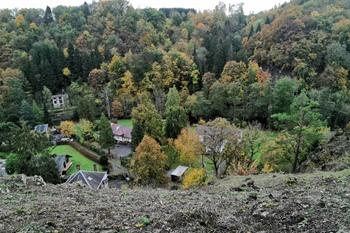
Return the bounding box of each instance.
[164,87,187,138]
[32,101,44,124]
[272,91,328,172]
[131,95,163,147]
[98,114,115,156]
[20,100,35,126]
[43,6,54,24]
[131,122,144,151]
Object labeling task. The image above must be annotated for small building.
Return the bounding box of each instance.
[111,123,132,143]
[170,165,189,182]
[55,155,72,176]
[52,94,69,109]
[66,170,108,190]
[34,124,49,134]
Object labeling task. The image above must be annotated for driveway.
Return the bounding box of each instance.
[109,144,132,159]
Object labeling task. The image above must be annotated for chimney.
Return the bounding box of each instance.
[93,164,97,171]
[76,164,81,170]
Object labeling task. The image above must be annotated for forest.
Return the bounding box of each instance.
[1,0,350,186]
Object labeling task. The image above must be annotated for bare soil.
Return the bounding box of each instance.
[1,170,350,233]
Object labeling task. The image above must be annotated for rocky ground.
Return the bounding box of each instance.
[1,170,350,233]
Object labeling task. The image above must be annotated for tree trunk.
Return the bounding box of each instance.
[293,133,302,173]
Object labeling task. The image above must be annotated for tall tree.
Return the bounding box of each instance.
[272,91,328,172]
[43,6,54,24]
[98,114,115,156]
[164,87,187,138]
[131,96,163,148]
[133,135,168,186]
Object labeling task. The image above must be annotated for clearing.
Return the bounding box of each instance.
[1,169,349,232]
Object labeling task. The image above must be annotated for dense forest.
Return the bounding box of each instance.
[1,0,350,182]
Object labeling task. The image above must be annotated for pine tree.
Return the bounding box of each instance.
[164,87,187,138]
[98,114,115,156]
[43,6,54,24]
[20,100,35,126]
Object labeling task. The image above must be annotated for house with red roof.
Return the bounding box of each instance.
[110,123,132,143]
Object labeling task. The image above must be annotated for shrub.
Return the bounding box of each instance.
[182,168,206,189]
[99,155,109,168]
[28,156,60,184]
[5,154,22,174]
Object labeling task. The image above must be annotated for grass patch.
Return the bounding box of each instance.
[50,145,103,175]
[118,119,133,128]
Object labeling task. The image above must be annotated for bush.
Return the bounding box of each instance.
[182,168,206,190]
[28,156,60,184]
[5,154,22,174]
[99,155,109,168]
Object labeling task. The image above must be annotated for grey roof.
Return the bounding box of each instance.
[34,124,49,134]
[55,155,66,173]
[171,166,188,177]
[66,170,108,190]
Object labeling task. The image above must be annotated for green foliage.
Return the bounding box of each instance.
[131,96,163,147]
[5,154,22,174]
[28,156,60,184]
[272,77,298,116]
[98,114,115,152]
[164,87,187,138]
[272,91,328,172]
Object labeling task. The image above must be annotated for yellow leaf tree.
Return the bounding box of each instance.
[59,121,75,137]
[133,135,168,186]
[182,168,206,189]
[174,128,203,166]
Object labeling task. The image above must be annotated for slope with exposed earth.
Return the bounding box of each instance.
[0,170,350,233]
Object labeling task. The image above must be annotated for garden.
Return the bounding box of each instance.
[50,145,103,175]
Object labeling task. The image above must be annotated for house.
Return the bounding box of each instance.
[170,165,189,182]
[34,124,49,134]
[0,159,7,177]
[111,123,132,143]
[55,155,72,176]
[52,94,69,109]
[66,170,108,190]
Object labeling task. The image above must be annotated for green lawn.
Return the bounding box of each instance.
[50,145,103,175]
[118,119,133,128]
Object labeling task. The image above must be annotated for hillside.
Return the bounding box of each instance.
[1,170,350,232]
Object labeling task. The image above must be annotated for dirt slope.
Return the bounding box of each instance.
[1,170,350,233]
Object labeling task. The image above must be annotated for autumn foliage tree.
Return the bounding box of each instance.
[174,128,203,166]
[182,168,206,189]
[59,121,75,137]
[133,135,168,186]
